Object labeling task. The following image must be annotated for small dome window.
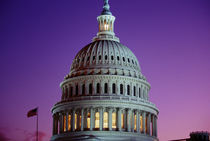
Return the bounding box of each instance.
[132,60,134,64]
[123,57,125,62]
[99,55,101,60]
[128,58,130,63]
[87,56,90,61]
[93,56,95,60]
[82,57,84,62]
[105,55,108,60]
[111,56,114,60]
[117,56,120,61]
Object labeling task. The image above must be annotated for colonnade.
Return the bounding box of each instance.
[62,82,149,101]
[52,107,157,137]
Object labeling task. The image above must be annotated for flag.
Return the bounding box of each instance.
[27,108,38,117]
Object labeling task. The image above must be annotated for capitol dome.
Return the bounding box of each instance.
[51,1,159,141]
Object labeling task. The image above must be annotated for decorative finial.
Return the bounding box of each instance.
[101,0,112,15]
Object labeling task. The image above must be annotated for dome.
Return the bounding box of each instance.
[67,40,144,80]
[51,1,158,141]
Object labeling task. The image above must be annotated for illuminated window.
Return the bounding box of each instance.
[134,114,137,131]
[140,115,143,132]
[145,116,147,133]
[95,112,100,128]
[87,112,90,129]
[79,115,81,129]
[112,112,116,129]
[63,115,66,132]
[68,114,71,131]
[103,112,108,128]
[121,113,124,129]
[75,114,77,129]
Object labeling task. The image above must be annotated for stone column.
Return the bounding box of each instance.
[127,109,131,132]
[116,82,119,95]
[59,113,63,133]
[108,81,111,94]
[99,107,103,131]
[71,109,75,131]
[65,112,68,132]
[117,108,122,131]
[155,116,157,137]
[108,108,113,131]
[81,108,84,131]
[84,109,87,129]
[131,110,134,132]
[90,107,94,131]
[142,111,146,134]
[136,110,140,132]
[147,113,151,135]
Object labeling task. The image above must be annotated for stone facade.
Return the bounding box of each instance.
[51,0,159,141]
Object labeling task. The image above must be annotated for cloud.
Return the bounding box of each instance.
[0,132,10,141]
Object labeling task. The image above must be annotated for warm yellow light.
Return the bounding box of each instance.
[121,113,124,129]
[104,24,109,30]
[95,112,100,128]
[103,112,108,128]
[112,112,116,128]
[134,114,137,131]
[140,116,143,132]
[87,112,90,129]
[75,114,77,129]
[68,115,71,131]
[63,115,66,132]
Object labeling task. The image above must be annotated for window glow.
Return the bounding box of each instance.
[140,116,143,132]
[134,114,137,131]
[68,115,71,131]
[75,114,77,129]
[95,112,100,128]
[87,112,90,129]
[103,112,108,128]
[121,113,124,128]
[112,112,116,128]
[63,115,66,132]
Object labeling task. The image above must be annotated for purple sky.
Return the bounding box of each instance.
[1,0,210,141]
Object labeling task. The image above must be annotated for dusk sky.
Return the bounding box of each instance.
[0,0,210,141]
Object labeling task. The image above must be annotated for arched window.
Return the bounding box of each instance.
[68,114,71,131]
[89,84,92,94]
[112,83,116,94]
[111,56,114,60]
[70,86,73,96]
[87,112,90,129]
[117,56,120,61]
[112,112,116,129]
[128,58,130,63]
[95,112,100,128]
[105,55,108,60]
[120,84,123,94]
[103,112,108,128]
[134,86,136,96]
[93,56,95,60]
[82,84,85,95]
[139,88,141,98]
[97,83,100,94]
[123,57,125,62]
[121,113,124,129]
[76,85,78,96]
[99,55,101,60]
[127,85,130,95]
[104,83,108,94]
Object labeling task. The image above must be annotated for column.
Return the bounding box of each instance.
[81,108,84,131]
[141,86,144,99]
[155,116,157,137]
[99,107,103,131]
[108,108,113,131]
[84,109,87,129]
[127,109,131,132]
[131,110,134,132]
[65,112,68,132]
[117,108,122,131]
[152,114,155,136]
[108,82,111,94]
[71,109,75,131]
[59,113,63,133]
[116,82,119,95]
[147,113,151,135]
[136,110,140,132]
[142,111,146,134]
[55,114,58,134]
[90,107,94,131]
[52,114,55,135]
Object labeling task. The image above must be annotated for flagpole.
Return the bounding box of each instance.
[36,107,38,141]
